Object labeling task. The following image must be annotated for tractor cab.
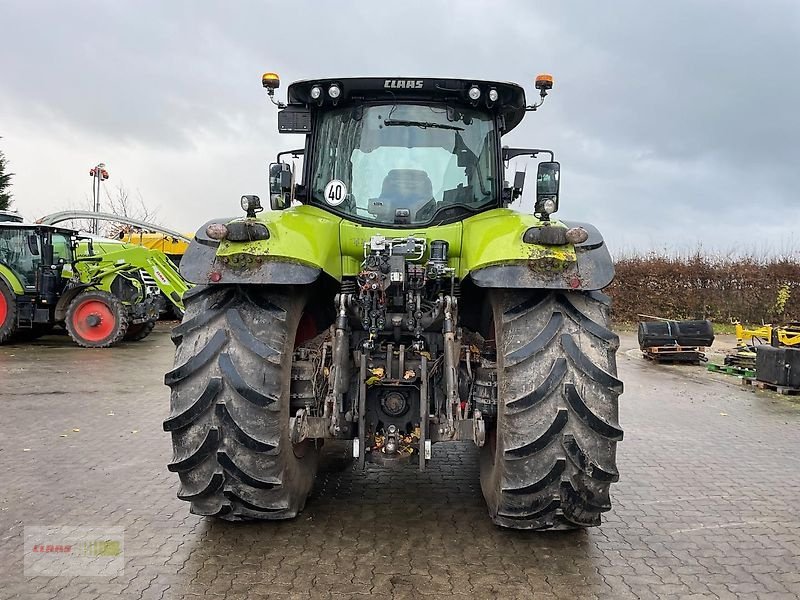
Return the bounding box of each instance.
[0,210,24,223]
[264,76,560,226]
[0,222,76,301]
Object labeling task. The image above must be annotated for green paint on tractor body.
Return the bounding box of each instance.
[212,205,578,284]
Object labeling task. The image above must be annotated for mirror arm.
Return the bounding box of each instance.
[277,148,305,162]
[503,148,554,163]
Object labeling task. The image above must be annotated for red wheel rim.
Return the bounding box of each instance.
[72,299,116,342]
[0,293,7,327]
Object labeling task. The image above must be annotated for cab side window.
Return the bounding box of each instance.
[0,228,38,286]
[52,233,73,262]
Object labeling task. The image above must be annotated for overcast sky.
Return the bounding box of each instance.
[1,1,799,255]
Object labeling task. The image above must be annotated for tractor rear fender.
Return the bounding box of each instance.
[461,209,615,291]
[180,205,342,285]
[0,264,25,295]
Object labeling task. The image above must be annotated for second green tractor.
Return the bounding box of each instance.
[0,222,188,347]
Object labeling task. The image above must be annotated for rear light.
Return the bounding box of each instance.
[225,222,270,242]
[523,226,567,245]
[565,227,589,244]
[206,223,228,240]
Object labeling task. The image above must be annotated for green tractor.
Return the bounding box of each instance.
[165,73,623,530]
[38,210,194,319]
[0,221,188,346]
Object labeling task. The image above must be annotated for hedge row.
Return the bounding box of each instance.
[604,254,800,324]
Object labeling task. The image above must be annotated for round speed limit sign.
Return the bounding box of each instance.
[324,179,347,206]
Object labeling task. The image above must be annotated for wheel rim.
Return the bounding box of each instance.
[0,293,7,327]
[72,299,116,342]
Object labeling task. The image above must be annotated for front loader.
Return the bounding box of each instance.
[38,210,192,319]
[0,222,186,346]
[165,74,623,530]
[76,237,190,321]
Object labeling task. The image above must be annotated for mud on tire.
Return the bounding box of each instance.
[480,290,623,530]
[164,285,319,520]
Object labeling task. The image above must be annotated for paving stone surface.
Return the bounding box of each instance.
[1,326,799,599]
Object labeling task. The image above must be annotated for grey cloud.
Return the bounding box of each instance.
[0,0,798,253]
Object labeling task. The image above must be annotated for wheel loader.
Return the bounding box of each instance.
[165,73,623,530]
[0,221,188,346]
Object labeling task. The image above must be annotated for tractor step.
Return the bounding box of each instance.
[742,377,800,395]
[707,363,755,378]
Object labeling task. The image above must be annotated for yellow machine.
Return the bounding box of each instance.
[735,323,800,347]
[116,230,190,262]
[38,211,192,265]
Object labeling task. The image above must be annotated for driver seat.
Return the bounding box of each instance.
[372,169,434,219]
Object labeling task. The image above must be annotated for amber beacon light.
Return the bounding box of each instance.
[261,72,280,89]
[535,73,554,91]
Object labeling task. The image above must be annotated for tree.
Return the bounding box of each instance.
[104,183,159,223]
[103,183,161,239]
[0,143,13,210]
[59,182,159,236]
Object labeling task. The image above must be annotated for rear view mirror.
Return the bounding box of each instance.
[269,162,293,210]
[512,171,525,200]
[535,161,560,218]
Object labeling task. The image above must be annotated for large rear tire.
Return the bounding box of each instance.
[164,285,319,520]
[65,291,129,348]
[0,280,19,344]
[480,290,623,530]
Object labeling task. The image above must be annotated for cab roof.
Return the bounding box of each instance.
[287,77,528,132]
[0,221,78,236]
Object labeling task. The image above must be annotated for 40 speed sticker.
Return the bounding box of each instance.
[324,179,347,206]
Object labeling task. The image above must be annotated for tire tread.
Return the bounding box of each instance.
[481,290,623,530]
[165,285,317,521]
